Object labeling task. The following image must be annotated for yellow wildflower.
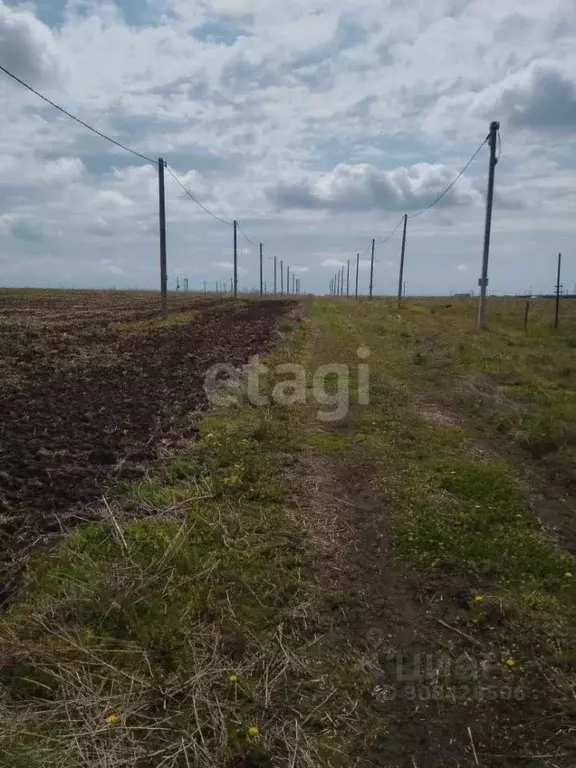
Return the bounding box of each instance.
[473,595,485,603]
[105,714,119,726]
[564,572,573,579]
[246,726,259,737]
[228,673,238,683]
[505,658,516,668]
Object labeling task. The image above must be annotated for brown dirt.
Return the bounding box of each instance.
[0,294,295,606]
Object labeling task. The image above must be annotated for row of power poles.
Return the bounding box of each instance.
[156,167,304,316]
[329,240,375,298]
[159,122,501,322]
[326,121,502,329]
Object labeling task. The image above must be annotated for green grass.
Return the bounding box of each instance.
[1,296,575,766]
[0,316,378,768]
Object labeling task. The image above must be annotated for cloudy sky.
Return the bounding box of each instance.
[0,0,575,295]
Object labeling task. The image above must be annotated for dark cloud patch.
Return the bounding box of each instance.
[0,3,59,86]
[501,68,576,135]
[192,13,254,45]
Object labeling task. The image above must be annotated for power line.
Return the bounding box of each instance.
[237,222,258,246]
[407,137,488,220]
[0,62,156,165]
[165,165,233,226]
[381,216,405,243]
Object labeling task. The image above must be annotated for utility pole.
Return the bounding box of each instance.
[336,270,340,296]
[274,256,277,296]
[346,260,350,297]
[259,242,263,297]
[287,265,291,295]
[355,253,359,298]
[555,252,563,330]
[176,277,180,292]
[280,260,284,294]
[477,120,500,329]
[397,213,408,308]
[203,281,207,294]
[233,220,238,298]
[369,239,375,299]
[158,157,168,318]
[292,273,295,294]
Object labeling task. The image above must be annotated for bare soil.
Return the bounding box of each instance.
[0,293,294,606]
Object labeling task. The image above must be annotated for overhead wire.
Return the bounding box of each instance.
[0,62,157,166]
[380,216,405,243]
[165,165,234,226]
[407,137,488,220]
[0,61,241,229]
[237,222,258,246]
[2,58,493,282]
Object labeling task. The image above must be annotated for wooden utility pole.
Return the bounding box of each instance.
[355,253,359,298]
[233,220,238,298]
[274,256,277,296]
[555,252,563,330]
[158,157,168,318]
[369,239,375,298]
[397,214,408,307]
[477,120,500,329]
[259,243,263,297]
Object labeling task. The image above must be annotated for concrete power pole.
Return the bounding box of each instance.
[287,265,291,295]
[477,120,500,329]
[259,243,263,297]
[158,157,168,318]
[274,256,277,296]
[233,220,238,298]
[280,260,284,294]
[369,239,375,299]
[555,252,563,330]
[346,260,350,297]
[355,253,359,298]
[397,214,408,308]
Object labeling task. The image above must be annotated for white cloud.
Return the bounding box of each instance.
[457,264,468,271]
[269,162,482,213]
[0,0,574,293]
[321,258,347,268]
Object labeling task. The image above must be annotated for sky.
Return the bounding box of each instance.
[0,0,575,295]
